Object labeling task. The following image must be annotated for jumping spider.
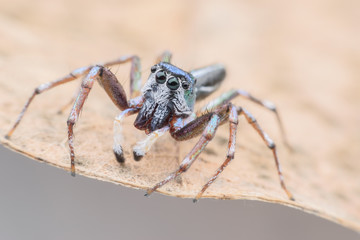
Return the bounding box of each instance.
[5,51,294,202]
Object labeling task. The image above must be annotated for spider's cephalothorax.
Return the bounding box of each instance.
[5,51,295,202]
[134,62,196,133]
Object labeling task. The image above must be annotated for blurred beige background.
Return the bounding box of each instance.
[0,0,359,238]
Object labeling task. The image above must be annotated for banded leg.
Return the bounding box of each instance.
[63,56,141,104]
[199,89,290,148]
[145,112,224,196]
[57,85,81,114]
[238,107,294,200]
[55,56,142,114]
[5,66,92,139]
[67,66,101,176]
[193,104,238,202]
[67,66,132,175]
[5,56,141,138]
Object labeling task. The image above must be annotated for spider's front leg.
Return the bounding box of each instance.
[5,55,142,140]
[6,54,153,175]
[5,66,93,139]
[67,66,135,175]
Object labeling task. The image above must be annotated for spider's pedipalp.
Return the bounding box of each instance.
[113,108,139,163]
[132,126,170,161]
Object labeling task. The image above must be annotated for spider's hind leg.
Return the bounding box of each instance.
[237,107,294,200]
[199,89,291,149]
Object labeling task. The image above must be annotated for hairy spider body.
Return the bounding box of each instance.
[134,62,197,133]
[5,51,294,201]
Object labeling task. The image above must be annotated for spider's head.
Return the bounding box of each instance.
[134,62,196,132]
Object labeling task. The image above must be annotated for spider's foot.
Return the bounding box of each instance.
[71,165,76,177]
[193,192,202,203]
[144,188,155,197]
[115,152,125,163]
[113,146,125,163]
[288,193,295,201]
[132,145,146,161]
[5,129,14,139]
[284,188,295,201]
[133,151,144,161]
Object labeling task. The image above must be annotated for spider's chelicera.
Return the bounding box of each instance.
[5,51,294,202]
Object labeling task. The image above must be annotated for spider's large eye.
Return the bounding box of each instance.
[151,65,157,73]
[167,77,180,90]
[156,71,166,84]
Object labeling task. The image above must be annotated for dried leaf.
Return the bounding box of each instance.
[0,0,359,232]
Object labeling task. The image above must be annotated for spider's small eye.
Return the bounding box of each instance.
[167,77,180,90]
[182,81,190,90]
[156,71,166,84]
[151,65,157,73]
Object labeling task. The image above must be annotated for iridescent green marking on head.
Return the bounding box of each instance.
[183,74,196,110]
